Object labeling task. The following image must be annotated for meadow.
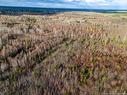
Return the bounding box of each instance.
[0,12,127,95]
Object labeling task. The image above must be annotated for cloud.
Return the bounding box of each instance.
[65,0,127,9]
[0,0,127,9]
[66,0,127,7]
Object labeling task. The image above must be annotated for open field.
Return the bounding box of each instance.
[0,12,127,95]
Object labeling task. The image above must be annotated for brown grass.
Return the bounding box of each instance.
[0,12,127,95]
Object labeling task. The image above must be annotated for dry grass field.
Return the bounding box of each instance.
[0,12,127,95]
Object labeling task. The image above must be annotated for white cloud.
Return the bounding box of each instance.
[66,0,127,9]
[111,0,127,5]
[0,0,127,9]
[85,0,109,6]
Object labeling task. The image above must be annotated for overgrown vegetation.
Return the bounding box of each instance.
[0,12,127,95]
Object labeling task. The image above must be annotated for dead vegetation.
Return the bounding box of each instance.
[0,12,127,95]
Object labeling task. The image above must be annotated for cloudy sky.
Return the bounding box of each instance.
[0,0,127,9]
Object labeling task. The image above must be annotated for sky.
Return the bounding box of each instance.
[0,0,127,9]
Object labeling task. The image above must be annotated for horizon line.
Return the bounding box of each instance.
[0,5,127,11]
